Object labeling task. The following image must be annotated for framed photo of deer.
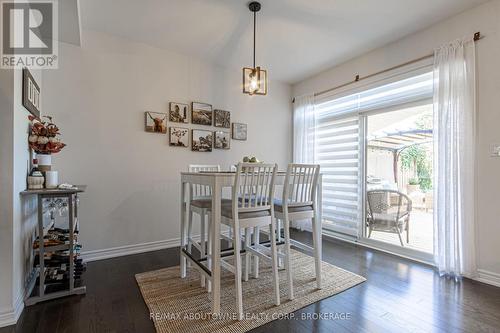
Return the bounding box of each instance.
[191,129,212,152]
[169,102,189,123]
[145,112,167,133]
[214,109,230,128]
[191,102,212,126]
[169,127,189,147]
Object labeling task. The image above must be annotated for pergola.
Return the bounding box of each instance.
[367,129,433,184]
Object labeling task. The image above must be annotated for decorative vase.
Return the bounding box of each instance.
[45,171,58,189]
[27,176,44,190]
[37,153,52,172]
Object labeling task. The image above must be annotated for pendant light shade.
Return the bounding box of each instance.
[243,2,267,95]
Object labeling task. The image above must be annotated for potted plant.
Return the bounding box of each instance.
[28,115,66,171]
[407,178,420,194]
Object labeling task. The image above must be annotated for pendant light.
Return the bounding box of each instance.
[243,1,267,95]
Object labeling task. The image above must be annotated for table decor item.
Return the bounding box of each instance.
[28,115,66,171]
[45,171,59,189]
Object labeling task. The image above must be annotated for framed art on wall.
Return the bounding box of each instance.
[192,129,213,152]
[22,68,41,118]
[169,127,189,147]
[191,102,212,126]
[214,131,230,149]
[169,102,189,123]
[144,112,167,133]
[214,109,230,128]
[232,123,247,140]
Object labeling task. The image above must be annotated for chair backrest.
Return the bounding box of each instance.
[282,164,320,208]
[366,190,412,222]
[233,163,277,214]
[188,164,220,198]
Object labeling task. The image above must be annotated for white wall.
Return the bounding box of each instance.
[0,67,39,326]
[293,0,500,281]
[42,30,292,255]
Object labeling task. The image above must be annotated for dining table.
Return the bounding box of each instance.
[179,171,323,314]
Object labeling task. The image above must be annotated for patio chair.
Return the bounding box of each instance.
[366,190,412,246]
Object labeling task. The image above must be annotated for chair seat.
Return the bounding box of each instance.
[221,203,271,219]
[190,197,231,209]
[273,199,313,213]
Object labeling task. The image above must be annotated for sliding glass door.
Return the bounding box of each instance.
[316,68,435,261]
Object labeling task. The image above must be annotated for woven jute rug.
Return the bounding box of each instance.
[136,250,365,333]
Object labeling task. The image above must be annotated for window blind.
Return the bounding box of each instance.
[315,71,433,237]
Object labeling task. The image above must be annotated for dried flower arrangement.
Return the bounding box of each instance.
[28,115,66,154]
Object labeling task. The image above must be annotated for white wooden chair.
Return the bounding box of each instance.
[219,163,280,320]
[187,164,221,288]
[273,163,322,296]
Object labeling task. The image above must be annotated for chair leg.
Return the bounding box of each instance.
[277,219,284,268]
[187,209,193,267]
[233,222,244,320]
[244,228,251,282]
[207,216,212,292]
[397,227,404,246]
[253,226,260,278]
[283,215,294,300]
[269,219,281,306]
[406,218,410,243]
[311,216,322,289]
[200,212,206,287]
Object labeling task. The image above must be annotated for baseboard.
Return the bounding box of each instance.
[475,269,500,288]
[0,292,24,328]
[81,238,184,262]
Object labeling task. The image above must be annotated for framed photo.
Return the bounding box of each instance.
[214,131,230,149]
[191,129,213,152]
[191,102,212,126]
[169,102,188,123]
[22,68,41,118]
[232,123,247,141]
[145,112,167,133]
[214,109,230,128]
[169,127,189,147]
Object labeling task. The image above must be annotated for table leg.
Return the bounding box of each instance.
[180,180,187,278]
[315,175,323,289]
[211,178,221,314]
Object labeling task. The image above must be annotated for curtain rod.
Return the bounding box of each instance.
[293,32,483,103]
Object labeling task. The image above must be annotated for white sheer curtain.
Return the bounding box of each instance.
[433,36,477,278]
[293,95,316,164]
[292,94,316,230]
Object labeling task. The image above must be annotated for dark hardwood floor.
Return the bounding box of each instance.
[2,230,500,333]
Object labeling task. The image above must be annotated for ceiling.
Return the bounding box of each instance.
[80,0,488,84]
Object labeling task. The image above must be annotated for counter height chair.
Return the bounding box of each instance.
[186,164,221,288]
[219,163,281,320]
[272,163,321,298]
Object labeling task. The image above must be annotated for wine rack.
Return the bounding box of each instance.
[20,186,87,306]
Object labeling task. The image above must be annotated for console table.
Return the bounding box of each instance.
[20,185,87,305]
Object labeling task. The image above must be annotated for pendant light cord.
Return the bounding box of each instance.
[253,10,256,69]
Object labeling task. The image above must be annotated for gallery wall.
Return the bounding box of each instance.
[42,30,293,257]
[293,0,500,284]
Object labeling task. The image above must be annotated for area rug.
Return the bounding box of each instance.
[136,249,365,333]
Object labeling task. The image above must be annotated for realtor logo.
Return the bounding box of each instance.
[1,0,58,68]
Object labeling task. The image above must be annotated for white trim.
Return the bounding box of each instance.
[322,230,434,266]
[81,233,215,262]
[0,292,24,328]
[475,269,500,288]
